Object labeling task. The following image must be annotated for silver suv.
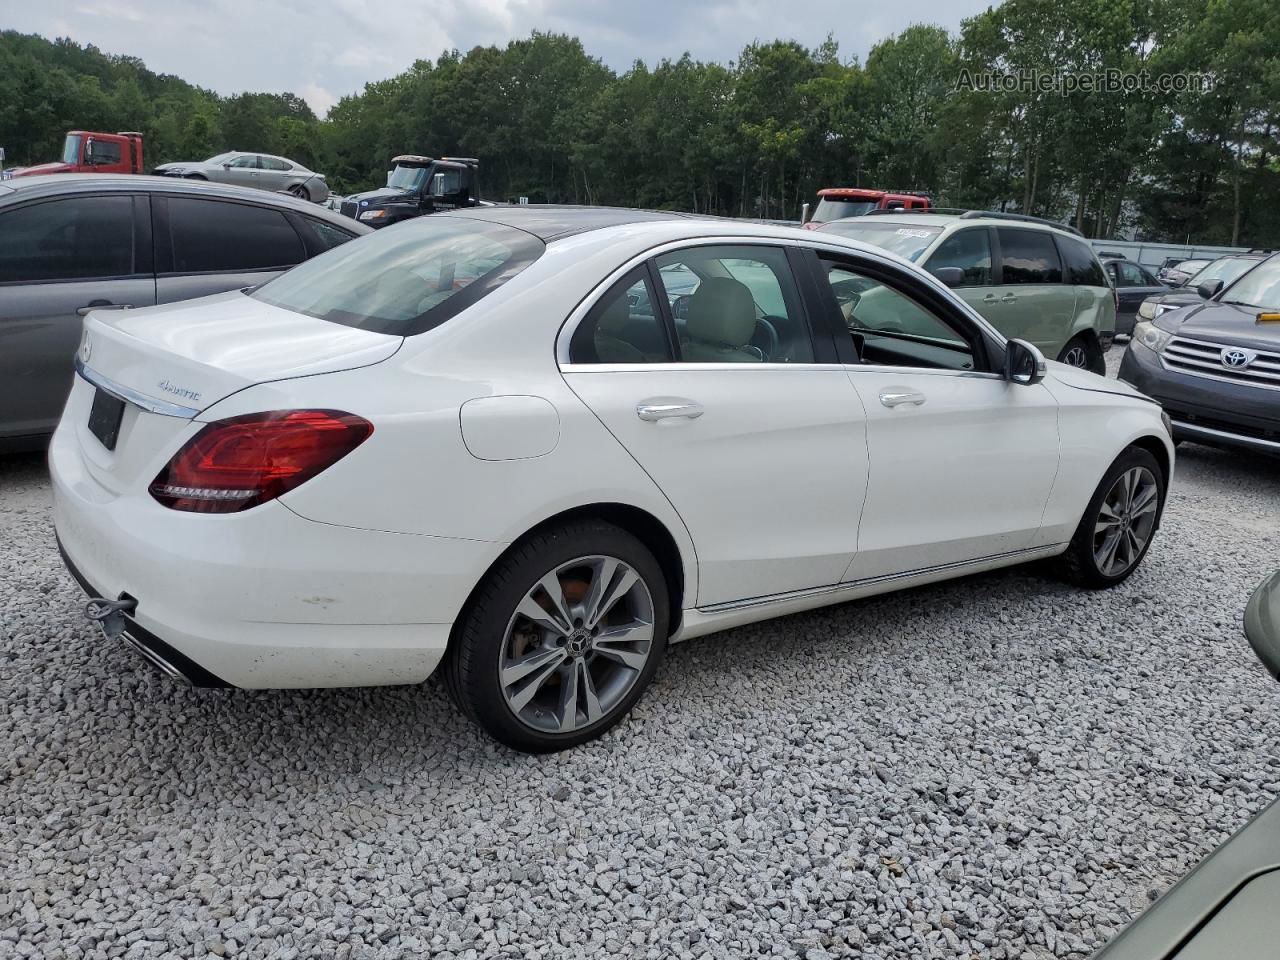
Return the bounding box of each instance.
[0,175,368,451]
[818,211,1116,373]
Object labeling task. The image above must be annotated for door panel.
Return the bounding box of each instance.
[565,367,869,606]
[844,370,1061,580]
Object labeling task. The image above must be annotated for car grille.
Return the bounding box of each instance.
[340,198,358,219]
[1162,335,1280,391]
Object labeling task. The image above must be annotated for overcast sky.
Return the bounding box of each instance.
[8,0,994,116]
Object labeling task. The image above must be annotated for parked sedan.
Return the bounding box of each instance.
[1120,252,1280,455]
[154,151,329,203]
[1094,570,1280,960]
[1161,258,1211,287]
[52,207,1173,752]
[0,174,368,451]
[1103,257,1167,335]
[1136,252,1269,322]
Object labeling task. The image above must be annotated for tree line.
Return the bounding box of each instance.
[1,0,1277,246]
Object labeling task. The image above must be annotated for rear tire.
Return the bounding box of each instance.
[445,520,669,752]
[1058,335,1104,374]
[1057,446,1165,588]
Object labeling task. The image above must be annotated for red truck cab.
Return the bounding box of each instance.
[803,187,931,228]
[9,131,144,178]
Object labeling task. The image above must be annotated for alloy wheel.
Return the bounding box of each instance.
[1093,466,1159,577]
[499,555,655,734]
[1063,344,1090,368]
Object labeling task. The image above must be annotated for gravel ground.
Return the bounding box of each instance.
[3,345,1279,960]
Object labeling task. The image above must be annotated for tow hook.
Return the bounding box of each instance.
[85,595,138,640]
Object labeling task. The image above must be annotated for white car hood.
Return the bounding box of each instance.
[1047,361,1150,402]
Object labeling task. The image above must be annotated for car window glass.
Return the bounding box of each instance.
[436,170,462,194]
[569,269,672,364]
[1058,237,1108,287]
[1118,262,1145,287]
[926,228,992,286]
[0,196,135,282]
[997,228,1062,284]
[303,219,358,251]
[228,155,259,169]
[654,245,814,363]
[87,139,121,165]
[260,156,291,171]
[167,198,304,273]
[822,261,975,372]
[1138,264,1159,285]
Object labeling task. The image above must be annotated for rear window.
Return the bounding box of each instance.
[997,228,1063,284]
[818,220,943,261]
[251,215,545,336]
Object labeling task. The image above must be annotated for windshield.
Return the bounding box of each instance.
[252,216,545,336]
[204,152,236,164]
[388,164,429,192]
[1220,258,1280,310]
[813,198,877,221]
[1190,256,1256,287]
[818,221,943,262]
[62,135,82,166]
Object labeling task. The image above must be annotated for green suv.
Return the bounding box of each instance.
[817,211,1116,373]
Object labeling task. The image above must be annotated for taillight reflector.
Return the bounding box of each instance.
[150,410,373,513]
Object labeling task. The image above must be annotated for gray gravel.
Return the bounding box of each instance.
[3,346,1280,960]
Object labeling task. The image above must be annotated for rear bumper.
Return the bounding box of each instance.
[50,419,503,688]
[1118,341,1280,455]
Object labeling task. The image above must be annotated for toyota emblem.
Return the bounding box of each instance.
[1220,348,1252,368]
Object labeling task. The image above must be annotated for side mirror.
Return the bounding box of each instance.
[1197,278,1224,300]
[801,202,811,225]
[1004,338,1047,385]
[386,170,393,185]
[1245,570,1280,682]
[931,266,964,288]
[431,173,446,198]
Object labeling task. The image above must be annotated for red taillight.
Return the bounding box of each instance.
[150,410,373,513]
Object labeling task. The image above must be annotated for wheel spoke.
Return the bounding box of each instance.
[1131,484,1159,517]
[1097,528,1123,575]
[584,564,639,629]
[501,645,566,688]
[505,650,567,713]
[515,593,571,638]
[556,659,580,732]
[578,660,604,725]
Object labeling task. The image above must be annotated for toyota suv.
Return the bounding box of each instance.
[1119,252,1280,456]
[818,211,1116,372]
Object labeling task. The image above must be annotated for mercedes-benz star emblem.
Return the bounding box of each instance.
[1220,348,1252,368]
[79,338,91,363]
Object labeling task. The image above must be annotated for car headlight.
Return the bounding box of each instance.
[1137,300,1158,320]
[358,210,386,221]
[1133,320,1173,354]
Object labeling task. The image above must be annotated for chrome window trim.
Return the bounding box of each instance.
[75,357,201,418]
[560,362,849,374]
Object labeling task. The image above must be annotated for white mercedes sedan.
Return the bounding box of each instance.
[52,208,1174,751]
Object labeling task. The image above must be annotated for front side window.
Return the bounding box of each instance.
[817,220,943,262]
[821,259,976,372]
[434,170,462,195]
[303,219,358,251]
[654,245,814,363]
[1118,262,1145,287]
[997,228,1063,285]
[0,196,134,282]
[570,268,672,363]
[86,139,121,166]
[926,228,992,287]
[227,155,259,169]
[167,197,305,273]
[252,215,545,336]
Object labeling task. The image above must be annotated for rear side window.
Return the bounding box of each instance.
[260,156,291,171]
[167,197,305,273]
[998,228,1063,284]
[0,195,134,282]
[570,267,673,363]
[303,219,358,251]
[926,228,992,286]
[1057,236,1108,287]
[251,215,545,336]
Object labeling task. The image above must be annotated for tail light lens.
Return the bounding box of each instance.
[150,410,373,513]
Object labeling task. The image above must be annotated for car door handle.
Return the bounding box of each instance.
[77,302,133,316]
[982,294,999,304]
[879,390,927,408]
[1001,293,1018,303]
[636,399,704,421]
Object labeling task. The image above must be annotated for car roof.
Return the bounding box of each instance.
[0,174,362,230]
[442,205,712,242]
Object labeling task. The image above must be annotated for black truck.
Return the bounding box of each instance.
[340,155,482,228]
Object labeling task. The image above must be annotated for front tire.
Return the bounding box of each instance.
[1058,446,1165,588]
[446,520,669,752]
